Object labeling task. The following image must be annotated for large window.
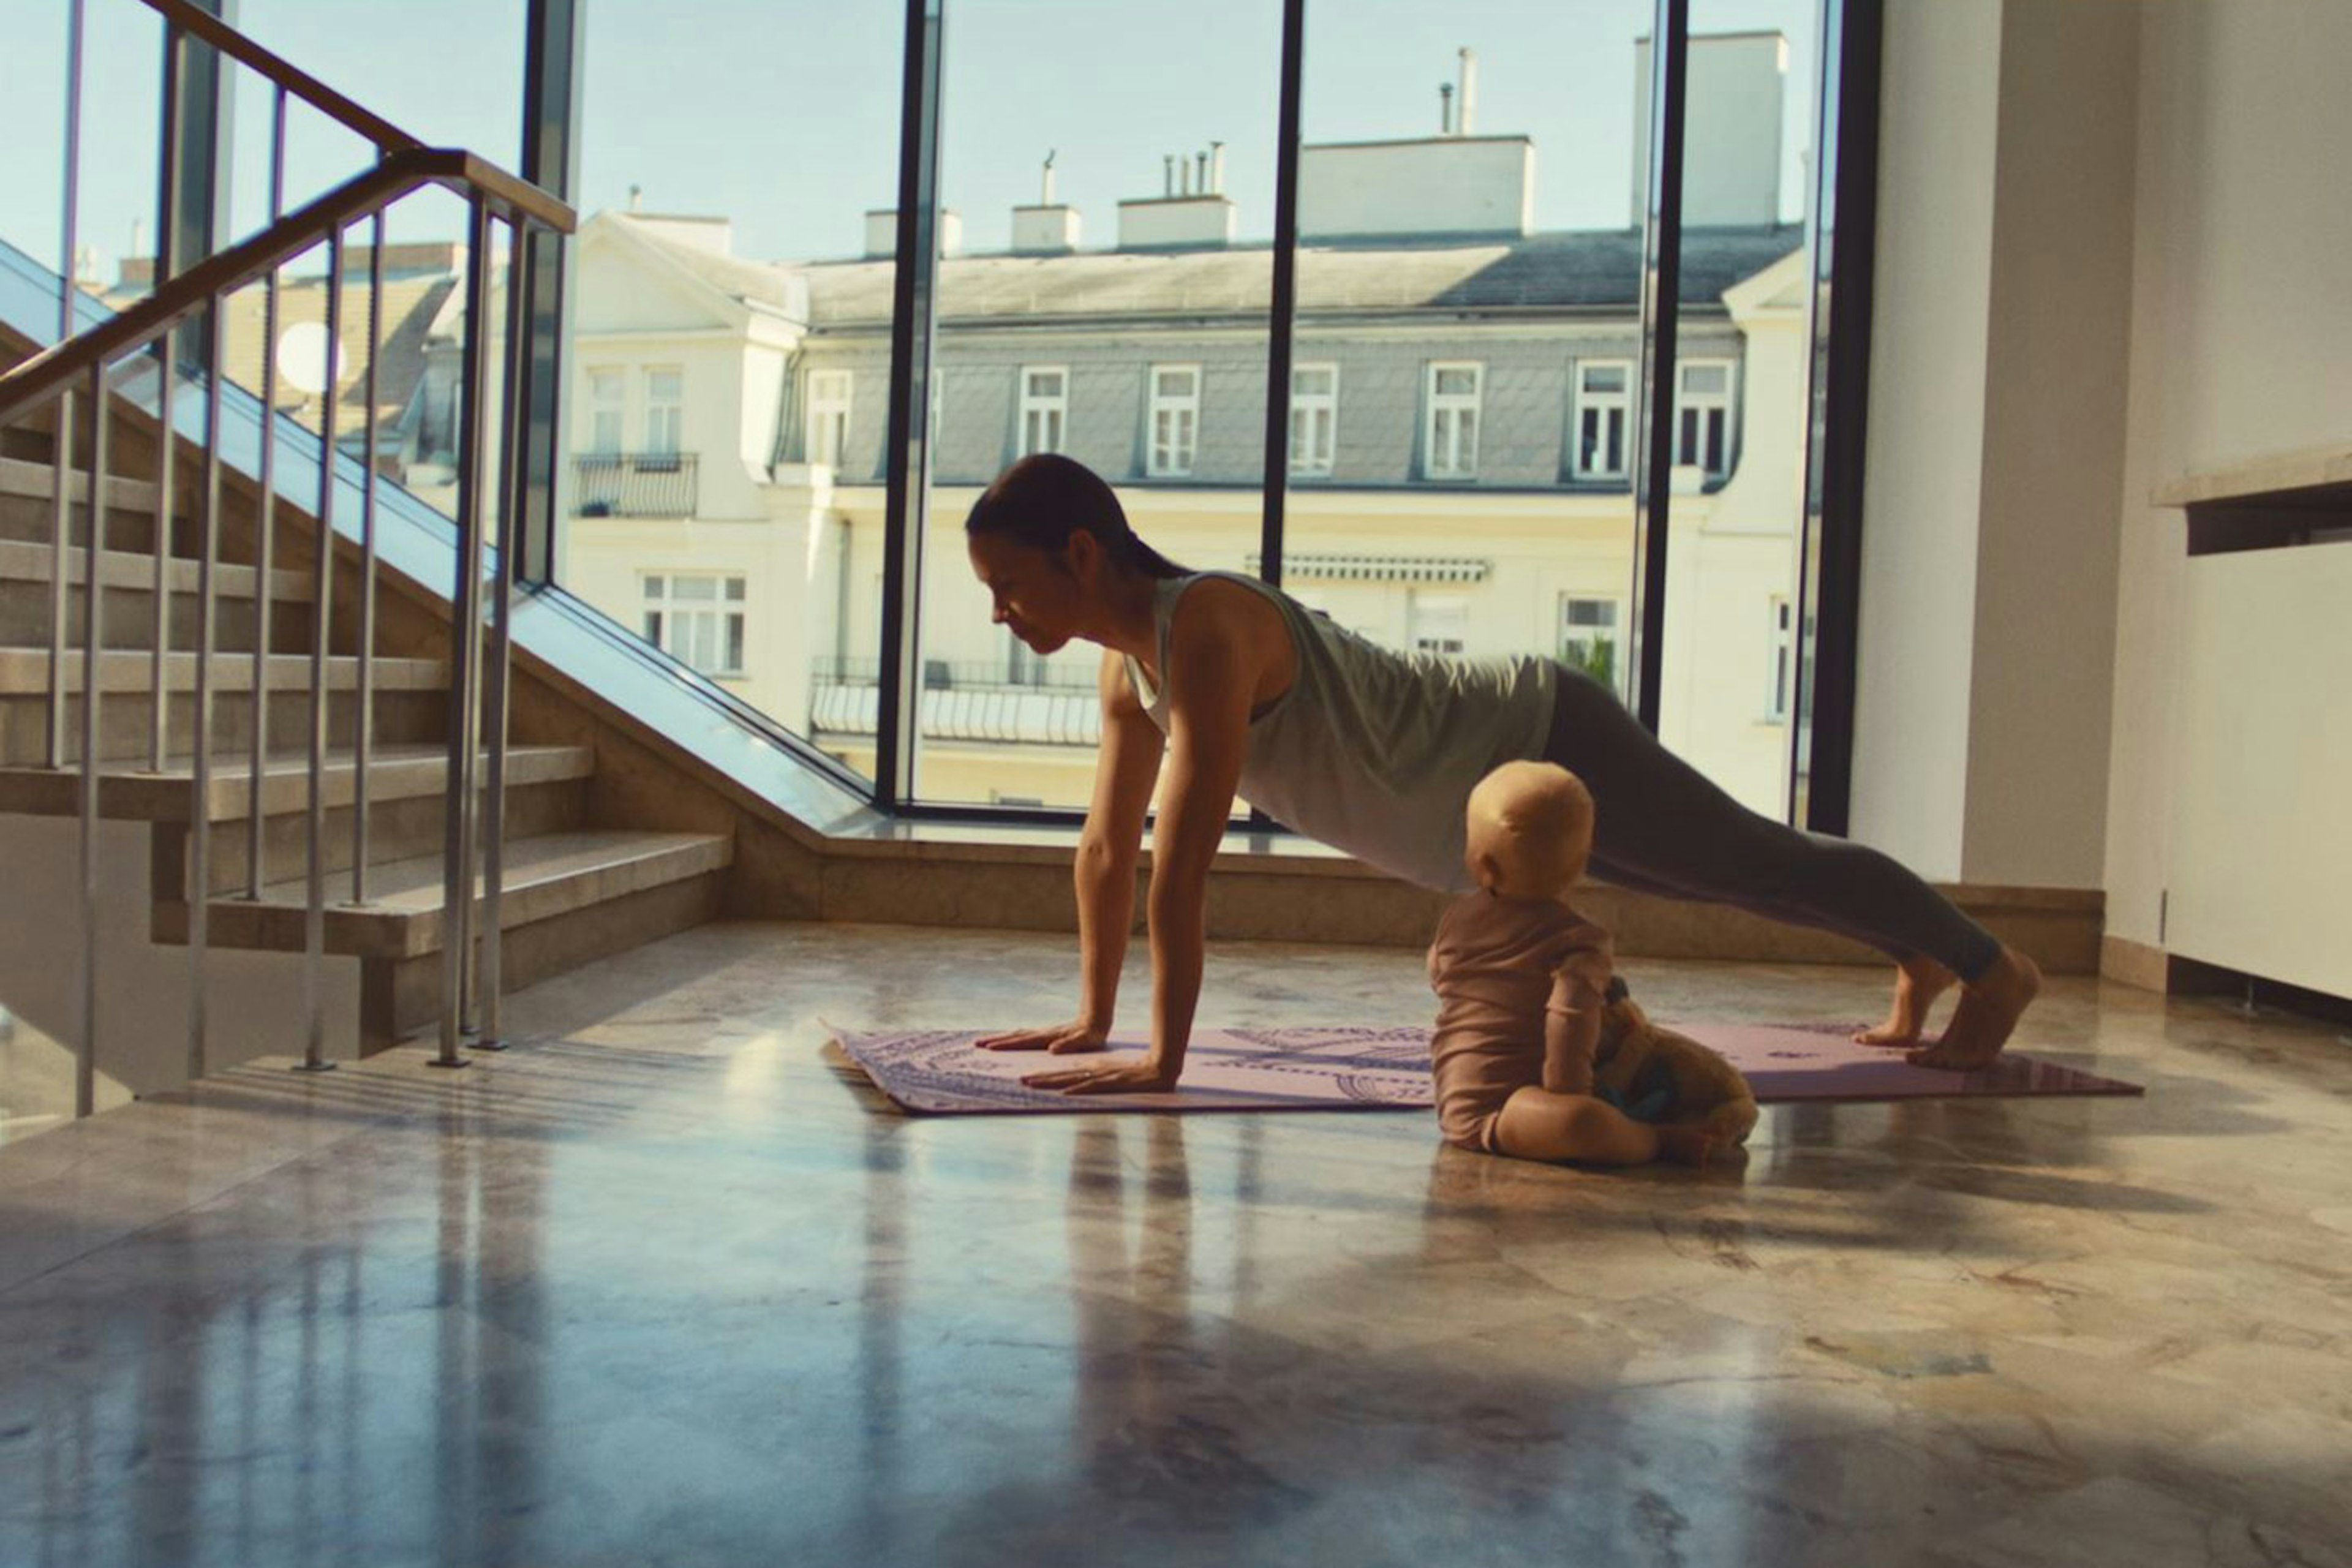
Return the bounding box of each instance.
[642,573,748,677]
[807,369,853,468]
[1653,6,1818,821]
[539,0,1854,825]
[558,0,906,775]
[643,367,684,459]
[587,368,625,453]
[1289,363,1338,477]
[1423,362,1483,480]
[1572,360,1632,481]
[1561,595,1622,688]
[1675,358,1734,478]
[903,0,1284,810]
[1018,366,1068,458]
[1147,365,1200,478]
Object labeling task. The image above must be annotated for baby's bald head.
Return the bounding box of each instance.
[1464,761,1595,900]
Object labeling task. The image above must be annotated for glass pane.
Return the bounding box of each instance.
[911,0,1282,810]
[1283,1,1648,717]
[1682,361,1730,395]
[1657,3,1818,821]
[560,0,905,785]
[674,576,717,601]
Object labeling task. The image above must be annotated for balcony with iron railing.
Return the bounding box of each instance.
[809,656,1102,746]
[573,451,698,518]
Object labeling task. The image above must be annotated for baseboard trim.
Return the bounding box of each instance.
[2101,933,2171,992]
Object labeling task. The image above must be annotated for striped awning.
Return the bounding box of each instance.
[1244,553,1491,584]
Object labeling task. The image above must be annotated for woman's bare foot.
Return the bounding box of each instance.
[1855,956,1956,1046]
[1653,1125,1719,1169]
[1906,946,2042,1071]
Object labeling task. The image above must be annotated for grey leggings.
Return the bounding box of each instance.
[1542,665,2002,982]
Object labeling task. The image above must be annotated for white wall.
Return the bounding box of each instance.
[1852,0,2138,891]
[0,817,362,1107]
[2103,0,2352,949]
[1850,0,2002,883]
[1960,0,2137,889]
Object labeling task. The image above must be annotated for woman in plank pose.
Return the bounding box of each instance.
[965,454,2038,1093]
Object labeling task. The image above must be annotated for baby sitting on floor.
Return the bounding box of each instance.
[1425,760,1758,1167]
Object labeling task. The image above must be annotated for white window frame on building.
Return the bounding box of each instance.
[1289,362,1338,477]
[641,572,747,678]
[586,365,625,454]
[643,366,685,464]
[1558,594,1621,683]
[1768,595,1794,722]
[1019,366,1068,458]
[1147,364,1201,478]
[1424,361,1482,480]
[1674,358,1735,478]
[1410,590,1471,656]
[1570,359,1632,481]
[806,369,853,468]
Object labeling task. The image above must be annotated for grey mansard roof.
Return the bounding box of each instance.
[617,215,1802,331]
[801,228,1800,328]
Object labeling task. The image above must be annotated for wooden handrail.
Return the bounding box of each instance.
[137,0,426,155]
[0,149,576,428]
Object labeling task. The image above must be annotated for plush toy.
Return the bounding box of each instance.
[1589,981,1760,1146]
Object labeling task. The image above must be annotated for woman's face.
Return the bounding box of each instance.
[968,531,1089,655]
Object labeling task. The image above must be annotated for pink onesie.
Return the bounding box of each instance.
[1425,891,1616,1152]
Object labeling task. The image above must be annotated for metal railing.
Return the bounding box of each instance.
[0,0,576,1114]
[813,655,1099,693]
[572,452,698,518]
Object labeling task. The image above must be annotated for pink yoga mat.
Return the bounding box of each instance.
[831,1022,2143,1116]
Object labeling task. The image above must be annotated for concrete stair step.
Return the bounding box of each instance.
[0,650,449,766]
[0,458,167,554]
[0,742,594,821]
[0,647,442,696]
[0,536,316,654]
[153,829,735,960]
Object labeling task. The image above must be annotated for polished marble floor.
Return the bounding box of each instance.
[2,922,2349,1567]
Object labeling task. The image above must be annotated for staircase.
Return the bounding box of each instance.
[0,0,749,1112]
[0,385,734,1059]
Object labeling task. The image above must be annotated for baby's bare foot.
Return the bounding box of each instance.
[1855,956,1956,1046]
[1907,946,2041,1070]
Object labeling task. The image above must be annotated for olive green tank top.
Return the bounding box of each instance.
[1122,571,1556,893]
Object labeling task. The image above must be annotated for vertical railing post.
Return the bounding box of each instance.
[77,360,108,1120]
[188,296,226,1084]
[432,198,494,1071]
[474,217,529,1052]
[245,84,288,899]
[297,225,344,1074]
[47,0,87,775]
[149,21,186,772]
[350,208,385,906]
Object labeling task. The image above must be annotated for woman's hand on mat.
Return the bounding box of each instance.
[1018,1058,1182,1095]
[974,1021,1109,1055]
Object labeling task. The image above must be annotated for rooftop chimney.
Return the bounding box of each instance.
[1439,83,1454,136]
[864,208,963,260]
[1119,146,1237,250]
[1630,31,1787,227]
[1458,48,1477,135]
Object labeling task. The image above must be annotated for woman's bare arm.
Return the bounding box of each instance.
[1022,590,1259,1093]
[976,652,1164,1055]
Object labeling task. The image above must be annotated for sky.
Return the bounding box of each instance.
[3,0,1817,279]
